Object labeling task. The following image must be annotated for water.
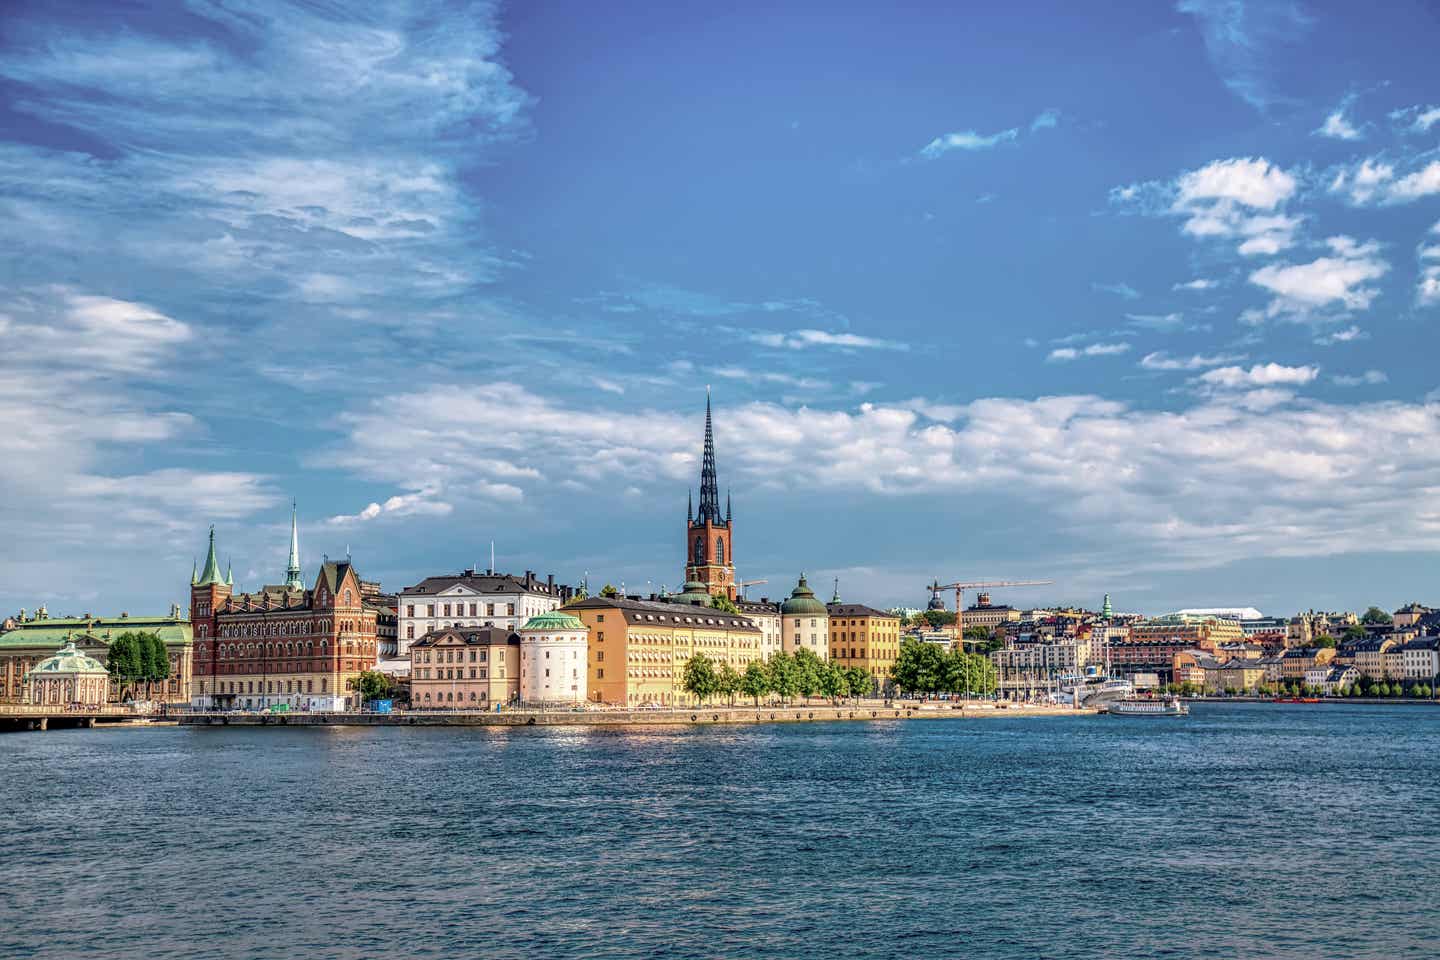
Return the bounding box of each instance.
[2,703,1436,959]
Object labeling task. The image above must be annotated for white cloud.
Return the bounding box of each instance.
[327,490,455,525]
[1331,158,1440,205]
[919,127,1018,159]
[709,366,827,390]
[1177,0,1313,112]
[1314,325,1367,346]
[1315,101,1362,141]
[748,329,908,351]
[1113,157,1301,256]
[1047,343,1131,362]
[1092,281,1141,300]
[1173,279,1216,291]
[1248,236,1390,319]
[1140,351,1246,371]
[1031,108,1061,131]
[1125,312,1185,331]
[1392,105,1440,133]
[336,380,1440,572]
[1198,363,1319,389]
[1333,370,1388,387]
[1421,235,1440,307]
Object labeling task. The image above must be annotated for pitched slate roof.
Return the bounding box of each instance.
[827,603,896,619]
[410,627,520,649]
[401,571,564,597]
[568,596,760,633]
[0,616,192,650]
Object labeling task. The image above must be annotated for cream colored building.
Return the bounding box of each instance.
[24,641,110,707]
[736,598,782,659]
[519,611,589,704]
[780,574,829,659]
[409,627,520,708]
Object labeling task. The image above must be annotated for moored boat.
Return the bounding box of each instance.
[1105,696,1188,717]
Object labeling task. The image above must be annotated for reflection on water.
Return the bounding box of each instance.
[2,703,1437,960]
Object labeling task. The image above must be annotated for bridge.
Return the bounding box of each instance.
[0,704,174,732]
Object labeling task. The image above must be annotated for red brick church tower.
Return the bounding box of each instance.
[189,525,232,704]
[684,388,737,600]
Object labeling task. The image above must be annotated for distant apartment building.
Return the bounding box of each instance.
[1393,603,1431,629]
[735,598,782,659]
[962,593,1023,633]
[1398,638,1440,680]
[396,569,572,657]
[1280,647,1336,681]
[1110,615,1244,681]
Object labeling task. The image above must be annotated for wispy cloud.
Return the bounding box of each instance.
[1177,0,1313,112]
[1332,370,1387,387]
[1140,351,1246,371]
[1315,96,1363,141]
[1173,278,1217,291]
[748,329,909,351]
[1047,342,1132,362]
[1092,281,1141,300]
[919,127,1018,159]
[1031,108,1062,131]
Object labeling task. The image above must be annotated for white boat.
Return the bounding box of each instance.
[1105,696,1188,717]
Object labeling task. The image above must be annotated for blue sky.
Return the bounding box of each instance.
[3,0,1440,618]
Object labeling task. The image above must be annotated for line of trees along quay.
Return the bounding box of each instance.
[890,639,997,697]
[681,649,874,706]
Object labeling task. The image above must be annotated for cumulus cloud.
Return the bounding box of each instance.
[1248,236,1390,320]
[1331,158,1440,205]
[1114,157,1300,256]
[1198,363,1320,389]
[335,380,1440,572]
[919,126,1019,159]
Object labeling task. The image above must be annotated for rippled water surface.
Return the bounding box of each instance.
[3,703,1438,959]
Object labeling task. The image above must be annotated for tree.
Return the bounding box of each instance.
[893,640,945,696]
[818,660,844,703]
[1341,625,1366,642]
[739,660,770,706]
[599,583,619,598]
[962,625,991,642]
[716,662,741,705]
[1361,606,1392,625]
[711,596,741,615]
[352,670,394,702]
[1313,635,1338,649]
[105,633,144,699]
[922,609,957,630]
[793,648,823,701]
[767,652,800,704]
[1376,682,1391,697]
[682,654,718,704]
[845,666,873,701]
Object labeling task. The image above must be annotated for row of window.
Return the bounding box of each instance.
[405,603,516,618]
[217,678,330,694]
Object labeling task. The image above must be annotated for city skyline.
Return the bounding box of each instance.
[3,1,1440,616]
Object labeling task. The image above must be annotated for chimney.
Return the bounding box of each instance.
[548,574,555,594]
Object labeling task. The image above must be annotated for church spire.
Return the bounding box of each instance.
[697,386,721,524]
[285,501,303,590]
[196,526,225,587]
[687,488,693,523]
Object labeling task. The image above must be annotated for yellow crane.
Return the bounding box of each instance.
[928,579,1054,645]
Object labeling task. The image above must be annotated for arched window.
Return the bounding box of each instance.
[694,537,704,563]
[715,537,725,565]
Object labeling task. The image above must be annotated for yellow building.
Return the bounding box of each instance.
[570,596,763,706]
[826,602,901,688]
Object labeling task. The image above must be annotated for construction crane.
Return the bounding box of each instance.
[928,579,1054,645]
[736,579,768,600]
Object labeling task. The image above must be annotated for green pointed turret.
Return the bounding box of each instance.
[196,526,225,587]
[226,558,234,587]
[1102,593,1113,619]
[190,558,198,586]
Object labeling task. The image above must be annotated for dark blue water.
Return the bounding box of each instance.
[2,703,1437,959]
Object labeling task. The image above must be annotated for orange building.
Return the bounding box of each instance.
[827,601,901,688]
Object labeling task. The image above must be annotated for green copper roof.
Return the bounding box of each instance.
[0,617,192,650]
[26,641,108,678]
[520,610,587,632]
[674,579,714,604]
[196,526,225,586]
[781,573,828,616]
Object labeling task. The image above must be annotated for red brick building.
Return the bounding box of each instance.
[684,389,737,600]
[189,526,378,711]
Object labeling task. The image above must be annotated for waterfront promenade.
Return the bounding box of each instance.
[176,700,1092,728]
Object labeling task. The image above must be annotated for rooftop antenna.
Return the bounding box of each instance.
[490,540,495,575]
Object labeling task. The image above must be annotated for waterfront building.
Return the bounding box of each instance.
[683,389,738,600]
[519,611,589,704]
[1280,647,1336,682]
[781,574,829,658]
[189,525,379,711]
[408,627,519,707]
[826,599,901,688]
[1321,664,1360,694]
[396,569,571,657]
[569,595,762,706]
[1350,637,1397,679]
[0,608,192,704]
[1128,615,1246,648]
[1239,616,1288,637]
[1398,637,1440,680]
[23,641,110,707]
[1382,643,1406,681]
[735,598,782,659]
[991,641,1083,698]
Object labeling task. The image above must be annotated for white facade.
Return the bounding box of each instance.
[783,613,829,658]
[519,625,588,704]
[397,572,565,658]
[1401,643,1440,680]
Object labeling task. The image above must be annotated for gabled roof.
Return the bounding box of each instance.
[568,596,760,633]
[401,572,564,597]
[410,627,520,649]
[827,603,896,619]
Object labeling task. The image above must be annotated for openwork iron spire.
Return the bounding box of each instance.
[697,387,722,524]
